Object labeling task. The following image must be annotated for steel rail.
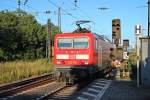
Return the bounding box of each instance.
[0,73,54,97]
[39,80,93,100]
[38,83,69,100]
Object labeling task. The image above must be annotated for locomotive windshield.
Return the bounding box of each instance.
[57,38,72,48]
[57,37,88,49]
[73,38,88,48]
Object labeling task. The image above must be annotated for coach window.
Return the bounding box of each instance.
[95,39,98,49]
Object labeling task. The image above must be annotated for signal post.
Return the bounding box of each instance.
[135,25,141,87]
[111,19,123,79]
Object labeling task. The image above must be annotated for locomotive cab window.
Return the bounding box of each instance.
[57,37,88,49]
[57,38,72,48]
[73,37,88,48]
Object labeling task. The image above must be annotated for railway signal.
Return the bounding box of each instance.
[112,19,121,46]
[123,39,129,51]
[123,39,129,47]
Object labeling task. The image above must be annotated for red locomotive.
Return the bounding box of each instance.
[53,21,113,83]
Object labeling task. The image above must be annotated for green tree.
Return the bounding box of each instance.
[0,11,19,60]
[0,10,59,61]
[0,48,4,57]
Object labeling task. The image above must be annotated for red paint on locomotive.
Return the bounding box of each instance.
[54,32,113,68]
[54,33,93,66]
[53,32,113,83]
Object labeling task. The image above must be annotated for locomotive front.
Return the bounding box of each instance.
[54,34,93,66]
[53,33,94,83]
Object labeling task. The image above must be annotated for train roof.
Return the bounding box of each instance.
[55,32,112,43]
[55,32,93,36]
[93,33,112,43]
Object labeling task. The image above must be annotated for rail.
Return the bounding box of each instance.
[0,73,54,97]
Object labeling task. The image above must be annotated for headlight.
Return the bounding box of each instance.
[85,60,88,64]
[57,61,61,64]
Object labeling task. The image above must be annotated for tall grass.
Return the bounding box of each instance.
[0,59,53,84]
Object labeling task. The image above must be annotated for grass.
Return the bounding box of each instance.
[0,59,53,84]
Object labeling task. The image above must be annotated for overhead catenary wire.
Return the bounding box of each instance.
[22,0,101,33]
[21,0,102,34]
[67,0,95,22]
[67,0,102,33]
[47,0,78,20]
[60,0,86,19]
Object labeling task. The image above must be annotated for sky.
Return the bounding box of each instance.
[0,0,148,47]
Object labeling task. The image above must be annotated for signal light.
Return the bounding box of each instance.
[109,48,115,60]
[123,39,129,47]
[112,19,121,39]
[116,27,120,30]
[112,19,121,45]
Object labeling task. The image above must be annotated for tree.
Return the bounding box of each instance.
[0,11,19,60]
[0,10,59,61]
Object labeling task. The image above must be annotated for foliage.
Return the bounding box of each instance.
[0,10,59,61]
[0,59,53,84]
[0,48,4,58]
[129,51,137,66]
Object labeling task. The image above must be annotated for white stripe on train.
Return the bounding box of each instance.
[56,54,89,59]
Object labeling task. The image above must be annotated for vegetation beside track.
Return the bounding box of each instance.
[0,59,53,84]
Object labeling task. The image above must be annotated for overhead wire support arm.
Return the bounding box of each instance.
[24,0,28,5]
[74,0,77,7]
[98,7,109,11]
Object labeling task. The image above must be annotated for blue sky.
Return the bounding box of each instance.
[0,0,148,47]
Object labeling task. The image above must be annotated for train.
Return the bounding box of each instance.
[53,21,114,83]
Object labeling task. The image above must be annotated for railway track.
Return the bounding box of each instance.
[1,81,68,100]
[0,78,94,100]
[37,82,67,100]
[39,79,93,100]
[0,73,54,98]
[38,73,112,100]
[0,70,111,100]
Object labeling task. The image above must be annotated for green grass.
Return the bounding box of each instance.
[0,59,53,84]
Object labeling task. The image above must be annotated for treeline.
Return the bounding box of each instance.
[0,10,59,61]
